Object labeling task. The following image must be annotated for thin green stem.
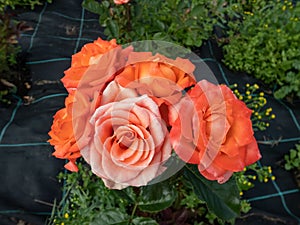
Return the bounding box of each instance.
[129,203,138,224]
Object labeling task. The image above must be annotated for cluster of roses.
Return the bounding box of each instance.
[48,38,261,190]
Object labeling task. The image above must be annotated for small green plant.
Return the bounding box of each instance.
[0,0,51,103]
[284,143,300,171]
[48,162,275,224]
[0,12,30,103]
[82,0,216,47]
[284,143,300,188]
[0,0,52,12]
[220,0,300,99]
[0,13,21,78]
[48,161,240,225]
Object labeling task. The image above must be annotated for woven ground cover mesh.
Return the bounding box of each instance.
[0,1,299,224]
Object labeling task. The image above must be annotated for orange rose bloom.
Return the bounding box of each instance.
[48,95,80,172]
[61,38,119,93]
[114,0,129,4]
[115,52,196,106]
[170,80,261,183]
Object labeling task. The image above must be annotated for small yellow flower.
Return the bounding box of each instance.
[254,112,259,116]
[240,191,243,196]
[266,122,270,127]
[243,167,247,172]
[264,178,269,183]
[239,96,243,100]
[258,115,262,119]
[252,176,257,180]
[246,91,250,95]
[271,114,276,119]
[246,83,250,87]
[61,223,65,225]
[282,5,286,11]
[253,84,259,89]
[247,182,252,186]
[248,95,252,100]
[271,176,276,181]
[265,112,270,116]
[277,29,281,33]
[259,92,264,96]
[64,213,69,219]
[233,83,238,87]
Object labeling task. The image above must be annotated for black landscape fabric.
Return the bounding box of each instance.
[0,0,299,225]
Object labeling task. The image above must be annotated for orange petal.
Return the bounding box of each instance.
[64,160,78,172]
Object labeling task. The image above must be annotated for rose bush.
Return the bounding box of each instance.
[70,52,197,188]
[170,80,261,183]
[49,37,261,191]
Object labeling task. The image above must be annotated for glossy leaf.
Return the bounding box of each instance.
[82,0,103,15]
[138,180,177,212]
[132,217,159,225]
[183,165,240,221]
[90,209,129,225]
[113,187,136,204]
[107,20,119,38]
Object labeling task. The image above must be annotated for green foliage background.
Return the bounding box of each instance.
[221,0,300,99]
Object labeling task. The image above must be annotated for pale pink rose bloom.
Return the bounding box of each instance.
[81,95,172,189]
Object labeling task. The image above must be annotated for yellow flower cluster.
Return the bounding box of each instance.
[231,83,275,131]
[244,11,254,16]
[238,164,276,196]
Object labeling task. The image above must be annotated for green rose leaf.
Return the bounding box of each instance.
[107,20,120,39]
[132,217,159,225]
[183,165,240,221]
[114,187,136,204]
[138,180,177,212]
[82,0,104,15]
[190,4,205,18]
[90,209,129,225]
